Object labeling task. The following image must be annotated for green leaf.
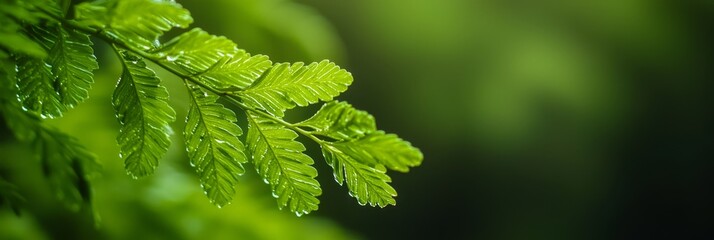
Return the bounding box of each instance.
[15,55,65,118]
[152,28,271,90]
[329,131,423,173]
[237,60,352,117]
[34,127,98,211]
[0,56,37,141]
[75,0,193,50]
[321,143,396,207]
[299,101,422,172]
[113,50,176,178]
[0,177,25,216]
[197,50,272,90]
[184,83,247,207]
[246,112,321,216]
[0,22,47,58]
[0,0,59,25]
[297,101,376,141]
[28,24,98,108]
[152,28,236,74]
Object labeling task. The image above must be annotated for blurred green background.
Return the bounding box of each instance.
[2,0,713,239]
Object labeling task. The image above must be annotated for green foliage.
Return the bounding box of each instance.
[34,127,98,211]
[184,84,247,207]
[237,60,353,117]
[113,50,176,178]
[0,177,25,215]
[246,112,321,215]
[297,101,376,141]
[0,0,422,217]
[15,55,65,118]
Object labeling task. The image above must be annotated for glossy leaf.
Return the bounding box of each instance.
[0,56,36,141]
[321,143,396,207]
[297,101,376,141]
[152,28,236,74]
[15,55,65,118]
[28,24,98,108]
[246,112,321,216]
[112,50,176,178]
[75,0,193,50]
[196,49,272,90]
[184,83,247,207]
[330,131,423,173]
[151,28,271,89]
[238,60,353,117]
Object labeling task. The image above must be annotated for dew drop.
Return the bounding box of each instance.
[166,55,179,62]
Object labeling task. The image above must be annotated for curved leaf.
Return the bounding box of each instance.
[112,50,175,178]
[15,55,65,118]
[0,56,37,140]
[321,143,396,207]
[238,60,352,117]
[246,112,321,216]
[330,131,423,173]
[152,28,236,75]
[75,0,193,50]
[184,83,247,207]
[29,24,98,108]
[297,101,376,141]
[196,50,272,90]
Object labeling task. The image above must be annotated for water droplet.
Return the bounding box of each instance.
[166,55,179,62]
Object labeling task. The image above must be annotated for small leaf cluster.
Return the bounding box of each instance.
[0,0,422,216]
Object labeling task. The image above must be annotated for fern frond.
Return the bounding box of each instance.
[246,112,321,216]
[297,101,376,141]
[0,56,38,141]
[196,50,272,90]
[152,28,272,89]
[75,0,193,50]
[321,143,396,207]
[301,102,422,172]
[15,55,65,118]
[329,131,422,173]
[28,24,98,108]
[34,127,98,211]
[112,50,175,178]
[152,28,236,74]
[237,60,352,117]
[184,83,247,207]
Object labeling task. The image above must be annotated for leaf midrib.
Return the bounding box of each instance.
[247,114,312,204]
[187,88,224,191]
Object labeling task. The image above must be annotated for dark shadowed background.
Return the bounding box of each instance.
[2,0,713,239]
